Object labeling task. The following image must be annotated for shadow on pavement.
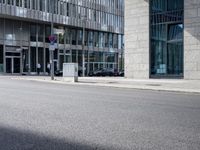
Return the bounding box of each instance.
[0,126,117,150]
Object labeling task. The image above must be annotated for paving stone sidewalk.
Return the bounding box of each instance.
[7,76,200,94]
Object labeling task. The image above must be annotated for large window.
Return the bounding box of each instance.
[30,47,36,72]
[38,25,44,42]
[38,48,44,72]
[71,29,77,45]
[0,45,3,72]
[30,24,37,42]
[150,0,183,77]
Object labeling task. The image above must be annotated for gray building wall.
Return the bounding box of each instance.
[184,0,200,80]
[125,0,149,79]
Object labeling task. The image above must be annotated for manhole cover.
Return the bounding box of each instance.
[146,84,161,86]
[107,82,117,84]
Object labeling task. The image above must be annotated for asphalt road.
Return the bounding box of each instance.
[0,77,200,150]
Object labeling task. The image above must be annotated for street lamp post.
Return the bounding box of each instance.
[50,2,54,80]
[81,16,86,77]
[19,22,23,74]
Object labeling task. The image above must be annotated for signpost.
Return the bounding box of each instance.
[49,35,56,51]
[49,34,57,80]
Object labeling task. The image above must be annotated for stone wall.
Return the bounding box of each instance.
[184,0,200,79]
[125,0,150,79]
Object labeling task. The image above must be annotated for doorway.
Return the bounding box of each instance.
[6,57,21,74]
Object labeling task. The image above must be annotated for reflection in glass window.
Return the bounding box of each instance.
[71,29,77,45]
[65,28,71,44]
[168,24,183,41]
[30,24,37,41]
[109,33,113,48]
[150,0,184,76]
[38,25,44,42]
[30,47,36,72]
[38,48,44,72]
[88,31,93,47]
[77,30,83,45]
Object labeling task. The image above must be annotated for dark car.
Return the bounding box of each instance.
[101,69,114,76]
[89,69,117,77]
[119,70,124,77]
[88,69,103,76]
[55,70,82,77]
[54,70,63,76]
[113,69,119,76]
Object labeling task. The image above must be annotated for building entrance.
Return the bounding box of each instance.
[6,56,21,74]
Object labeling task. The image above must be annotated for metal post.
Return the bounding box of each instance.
[82,23,85,77]
[20,22,23,74]
[50,2,54,80]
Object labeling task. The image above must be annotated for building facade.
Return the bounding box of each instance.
[0,0,124,75]
[125,0,200,80]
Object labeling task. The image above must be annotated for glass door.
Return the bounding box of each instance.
[6,57,21,74]
[6,58,12,73]
[13,58,21,74]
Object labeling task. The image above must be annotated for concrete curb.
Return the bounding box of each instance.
[11,77,200,94]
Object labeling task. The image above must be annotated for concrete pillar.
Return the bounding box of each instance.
[125,0,150,79]
[184,0,200,79]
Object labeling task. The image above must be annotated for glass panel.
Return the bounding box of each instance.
[88,31,93,47]
[151,0,166,13]
[109,33,113,48]
[105,33,109,48]
[22,49,29,72]
[151,40,167,75]
[45,48,50,73]
[30,47,36,72]
[77,30,82,45]
[45,26,51,43]
[65,28,71,44]
[78,50,82,68]
[0,45,3,72]
[99,32,104,48]
[168,24,183,41]
[72,50,77,63]
[13,58,20,73]
[59,55,64,70]
[65,55,71,63]
[168,0,183,11]
[38,48,44,72]
[54,49,58,60]
[150,0,183,77]
[94,32,99,47]
[167,42,183,75]
[30,24,37,42]
[38,25,44,42]
[6,58,12,73]
[71,29,77,45]
[59,33,64,44]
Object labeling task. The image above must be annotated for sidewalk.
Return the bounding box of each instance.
[9,75,200,94]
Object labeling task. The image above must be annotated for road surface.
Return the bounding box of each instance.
[0,77,200,150]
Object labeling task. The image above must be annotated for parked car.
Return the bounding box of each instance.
[113,69,120,76]
[89,68,118,77]
[54,70,63,76]
[88,69,102,76]
[119,70,124,77]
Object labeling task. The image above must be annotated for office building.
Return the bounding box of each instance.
[0,0,124,75]
[125,0,200,79]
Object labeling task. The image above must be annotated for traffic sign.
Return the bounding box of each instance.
[49,35,57,44]
[49,44,55,51]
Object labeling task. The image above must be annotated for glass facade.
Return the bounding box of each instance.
[0,0,124,75]
[0,0,124,34]
[150,0,184,77]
